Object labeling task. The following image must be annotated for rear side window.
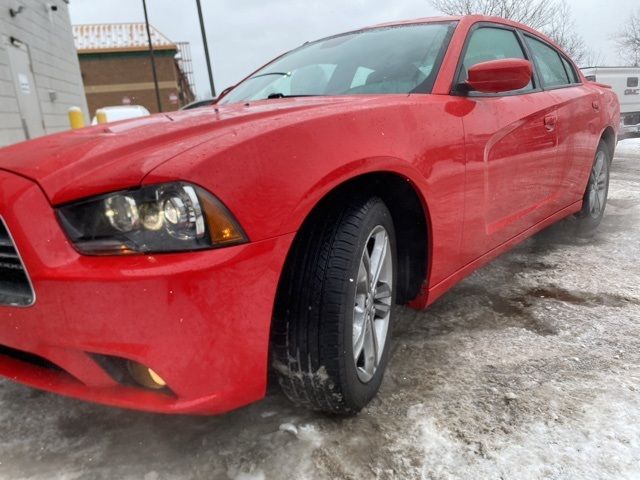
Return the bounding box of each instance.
[459,27,533,92]
[561,57,580,84]
[629,77,639,88]
[525,35,570,88]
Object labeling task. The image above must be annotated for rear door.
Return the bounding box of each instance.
[456,24,561,263]
[523,34,603,205]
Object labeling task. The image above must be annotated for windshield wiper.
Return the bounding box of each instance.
[266,93,322,99]
[249,72,291,80]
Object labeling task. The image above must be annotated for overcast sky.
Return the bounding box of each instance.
[68,0,638,99]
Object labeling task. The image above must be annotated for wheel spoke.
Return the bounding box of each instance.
[362,316,377,378]
[353,313,367,362]
[594,152,605,179]
[356,258,369,297]
[374,283,392,315]
[589,188,597,214]
[598,170,607,185]
[374,301,391,315]
[369,232,388,291]
[374,282,392,300]
[370,318,380,367]
[597,188,607,209]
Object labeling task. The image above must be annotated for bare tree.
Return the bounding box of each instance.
[582,50,605,69]
[544,1,585,64]
[430,0,586,62]
[430,0,559,30]
[615,9,640,67]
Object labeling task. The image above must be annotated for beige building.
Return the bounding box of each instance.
[0,0,88,147]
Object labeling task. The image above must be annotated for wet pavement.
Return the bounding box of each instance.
[1,140,639,480]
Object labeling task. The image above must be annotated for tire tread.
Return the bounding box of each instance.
[272,196,390,414]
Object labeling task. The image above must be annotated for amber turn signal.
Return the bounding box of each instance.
[200,194,247,244]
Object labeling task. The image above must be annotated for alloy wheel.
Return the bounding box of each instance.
[588,150,608,218]
[352,225,393,383]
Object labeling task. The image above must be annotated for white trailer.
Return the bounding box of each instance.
[582,67,640,138]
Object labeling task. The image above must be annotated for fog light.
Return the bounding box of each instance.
[128,361,167,390]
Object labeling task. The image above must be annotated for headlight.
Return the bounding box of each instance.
[57,182,247,255]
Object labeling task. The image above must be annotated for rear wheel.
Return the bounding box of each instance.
[576,141,610,236]
[271,196,396,415]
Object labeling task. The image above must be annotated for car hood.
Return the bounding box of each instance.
[0,97,372,205]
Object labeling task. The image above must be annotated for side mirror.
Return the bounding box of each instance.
[465,59,533,94]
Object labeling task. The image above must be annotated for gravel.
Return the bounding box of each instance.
[1,139,639,480]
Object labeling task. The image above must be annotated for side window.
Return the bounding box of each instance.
[525,36,570,88]
[629,77,639,88]
[459,27,533,92]
[561,57,580,84]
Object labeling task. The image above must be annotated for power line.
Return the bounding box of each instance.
[196,0,216,97]
[142,0,163,112]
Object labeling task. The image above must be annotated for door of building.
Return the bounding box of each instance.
[7,40,44,140]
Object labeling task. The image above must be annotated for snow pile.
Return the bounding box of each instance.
[617,138,640,157]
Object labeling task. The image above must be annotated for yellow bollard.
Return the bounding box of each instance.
[68,107,84,129]
[96,109,108,125]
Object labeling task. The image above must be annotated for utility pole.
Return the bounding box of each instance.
[195,0,216,97]
[142,0,163,112]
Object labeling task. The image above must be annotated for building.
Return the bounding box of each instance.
[73,23,195,116]
[0,0,88,147]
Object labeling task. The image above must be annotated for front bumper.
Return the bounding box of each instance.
[0,170,294,414]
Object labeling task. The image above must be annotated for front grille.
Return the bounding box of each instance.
[0,218,34,306]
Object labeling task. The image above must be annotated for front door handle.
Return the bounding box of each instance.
[544,115,557,132]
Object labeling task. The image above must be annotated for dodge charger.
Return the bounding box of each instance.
[0,15,619,415]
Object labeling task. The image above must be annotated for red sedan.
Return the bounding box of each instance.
[0,15,619,415]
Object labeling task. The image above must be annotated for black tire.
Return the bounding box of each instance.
[576,141,611,237]
[271,196,396,415]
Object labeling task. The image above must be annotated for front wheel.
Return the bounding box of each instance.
[576,141,611,236]
[271,196,396,415]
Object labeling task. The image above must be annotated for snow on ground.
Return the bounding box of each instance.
[0,141,639,480]
[617,137,640,158]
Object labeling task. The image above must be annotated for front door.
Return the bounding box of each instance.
[7,39,44,140]
[455,25,562,263]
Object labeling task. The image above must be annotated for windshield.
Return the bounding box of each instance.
[219,22,456,105]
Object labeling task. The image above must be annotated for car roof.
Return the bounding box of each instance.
[360,15,568,60]
[368,15,462,27]
[369,14,531,31]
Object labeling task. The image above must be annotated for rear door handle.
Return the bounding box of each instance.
[544,115,557,132]
[592,101,600,112]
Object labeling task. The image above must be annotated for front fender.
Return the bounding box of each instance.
[284,156,432,235]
